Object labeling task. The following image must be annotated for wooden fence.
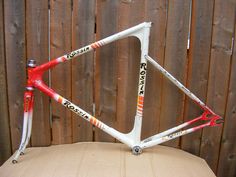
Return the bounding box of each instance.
[0,0,235,176]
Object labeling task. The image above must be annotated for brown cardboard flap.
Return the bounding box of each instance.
[0,142,215,177]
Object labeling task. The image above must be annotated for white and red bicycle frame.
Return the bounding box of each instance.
[12,22,223,163]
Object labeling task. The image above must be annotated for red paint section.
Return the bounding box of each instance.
[33,58,60,73]
[26,56,66,100]
[192,123,210,131]
[185,110,222,131]
[186,116,202,125]
[23,91,34,112]
[35,81,57,99]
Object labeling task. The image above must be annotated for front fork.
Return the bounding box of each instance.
[12,61,35,164]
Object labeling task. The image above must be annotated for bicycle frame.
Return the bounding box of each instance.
[12,22,223,163]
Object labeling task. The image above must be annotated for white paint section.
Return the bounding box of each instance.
[142,122,189,144]
[56,56,66,63]
[65,45,92,60]
[141,129,193,149]
[13,111,30,162]
[63,22,151,61]
[53,94,60,102]
[21,110,33,153]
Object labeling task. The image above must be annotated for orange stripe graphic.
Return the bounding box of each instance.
[90,117,95,124]
[90,116,103,128]
[138,104,143,109]
[95,43,99,48]
[93,118,97,125]
[138,101,143,105]
[139,96,144,101]
[91,44,97,49]
[98,42,103,47]
[138,108,143,112]
[61,56,66,62]
[58,96,63,104]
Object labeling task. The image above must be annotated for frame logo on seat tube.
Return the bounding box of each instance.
[139,62,147,95]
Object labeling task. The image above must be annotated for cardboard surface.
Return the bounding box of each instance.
[0,142,215,177]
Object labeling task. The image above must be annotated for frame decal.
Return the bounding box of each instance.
[138,62,147,95]
[63,100,90,120]
[66,46,91,59]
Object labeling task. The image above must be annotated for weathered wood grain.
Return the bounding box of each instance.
[26,0,51,147]
[200,0,236,172]
[71,0,95,142]
[217,21,236,177]
[181,0,214,155]
[95,0,119,142]
[0,0,11,165]
[141,0,168,139]
[50,0,72,144]
[4,0,26,151]
[115,0,146,137]
[159,0,191,147]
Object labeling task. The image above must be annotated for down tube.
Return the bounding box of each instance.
[49,92,134,147]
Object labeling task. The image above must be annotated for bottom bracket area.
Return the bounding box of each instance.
[132,146,142,155]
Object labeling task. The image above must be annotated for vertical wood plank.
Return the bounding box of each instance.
[115,1,131,134]
[141,0,168,139]
[95,0,146,140]
[71,0,95,142]
[95,0,119,142]
[181,0,214,155]
[26,0,51,147]
[50,0,72,144]
[200,0,236,172]
[159,0,191,147]
[102,0,167,140]
[116,0,168,140]
[116,0,146,136]
[217,23,236,177]
[4,0,26,151]
[0,0,12,165]
[122,0,148,136]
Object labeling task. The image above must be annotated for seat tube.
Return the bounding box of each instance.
[132,25,151,144]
